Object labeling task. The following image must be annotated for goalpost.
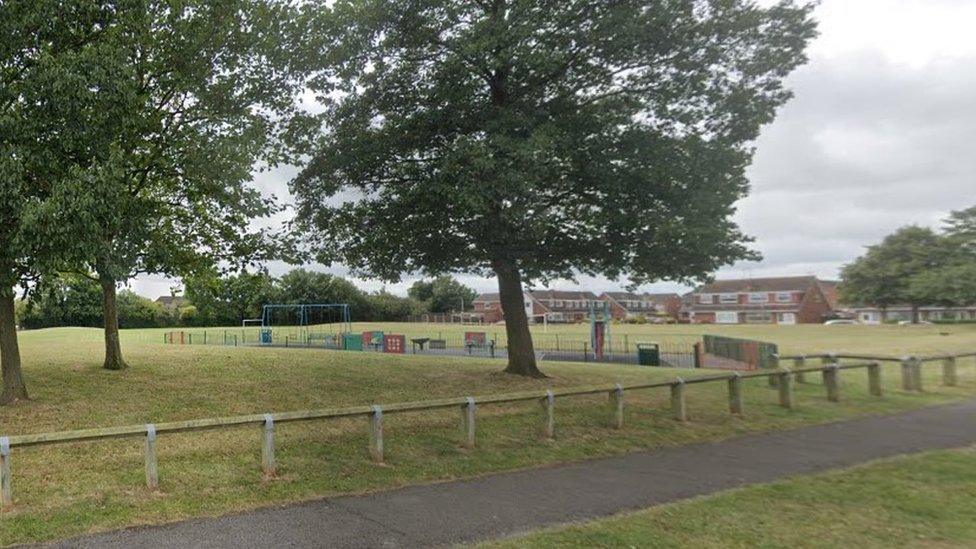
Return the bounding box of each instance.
[242,318,263,328]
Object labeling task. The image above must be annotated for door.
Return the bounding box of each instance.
[778,313,796,325]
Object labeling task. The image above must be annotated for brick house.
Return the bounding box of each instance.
[527,290,599,322]
[471,292,547,324]
[472,290,600,323]
[682,276,835,325]
[600,292,681,321]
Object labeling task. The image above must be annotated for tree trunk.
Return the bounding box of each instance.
[911,304,920,324]
[492,259,544,377]
[0,290,29,404]
[100,276,128,370]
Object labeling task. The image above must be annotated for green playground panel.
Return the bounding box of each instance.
[343,333,363,351]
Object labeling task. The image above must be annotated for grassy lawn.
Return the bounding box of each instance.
[124,321,976,356]
[483,446,976,548]
[0,325,973,544]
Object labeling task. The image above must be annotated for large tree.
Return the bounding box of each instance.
[291,0,816,376]
[52,0,299,370]
[840,226,949,323]
[0,1,127,402]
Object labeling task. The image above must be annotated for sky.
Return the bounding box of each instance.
[131,0,976,299]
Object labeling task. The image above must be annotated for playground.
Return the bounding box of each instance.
[163,302,778,370]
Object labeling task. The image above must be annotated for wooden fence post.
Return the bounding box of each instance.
[943,357,958,387]
[728,373,743,416]
[671,379,687,422]
[461,397,476,449]
[369,406,384,464]
[900,356,915,391]
[912,357,923,392]
[541,390,555,440]
[823,365,840,402]
[262,414,276,477]
[793,356,806,383]
[867,362,883,396]
[824,354,837,385]
[778,371,795,410]
[768,355,779,387]
[1,437,11,509]
[609,384,624,429]
[145,424,158,490]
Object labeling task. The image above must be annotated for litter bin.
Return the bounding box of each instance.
[260,328,273,345]
[636,343,660,366]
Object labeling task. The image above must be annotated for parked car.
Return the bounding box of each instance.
[897,320,933,326]
[824,319,859,325]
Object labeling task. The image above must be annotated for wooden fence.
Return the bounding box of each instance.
[2,351,975,509]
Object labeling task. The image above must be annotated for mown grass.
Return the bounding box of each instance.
[483,446,976,548]
[0,326,974,544]
[122,321,976,357]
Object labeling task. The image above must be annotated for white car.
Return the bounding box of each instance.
[824,319,859,325]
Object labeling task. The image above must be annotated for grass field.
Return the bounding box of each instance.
[130,321,976,356]
[0,324,974,544]
[483,446,976,548]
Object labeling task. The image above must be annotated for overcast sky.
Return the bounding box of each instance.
[131,0,976,299]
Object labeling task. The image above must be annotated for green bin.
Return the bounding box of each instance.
[343,333,363,351]
[637,343,660,366]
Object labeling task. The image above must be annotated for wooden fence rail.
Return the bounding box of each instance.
[1,350,974,509]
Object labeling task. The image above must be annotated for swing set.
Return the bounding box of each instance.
[260,303,352,346]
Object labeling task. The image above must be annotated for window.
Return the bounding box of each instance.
[748,292,768,304]
[719,293,738,304]
[715,311,738,324]
[554,300,563,308]
[745,312,773,323]
[776,292,793,303]
[699,294,713,304]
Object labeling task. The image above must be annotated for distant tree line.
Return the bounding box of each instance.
[840,206,976,323]
[17,270,478,329]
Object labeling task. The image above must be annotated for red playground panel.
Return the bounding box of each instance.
[384,334,406,354]
[464,331,487,347]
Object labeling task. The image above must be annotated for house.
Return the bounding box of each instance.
[528,290,599,323]
[155,295,188,310]
[600,292,682,321]
[471,292,546,324]
[472,290,601,324]
[682,276,835,325]
[848,305,976,324]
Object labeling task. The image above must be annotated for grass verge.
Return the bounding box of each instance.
[482,446,976,548]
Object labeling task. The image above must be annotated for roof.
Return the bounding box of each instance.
[817,280,840,309]
[472,293,500,302]
[529,289,599,301]
[696,276,820,294]
[601,292,681,303]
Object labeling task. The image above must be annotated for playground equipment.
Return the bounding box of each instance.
[260,303,351,346]
[589,300,612,360]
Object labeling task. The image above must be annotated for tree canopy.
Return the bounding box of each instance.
[48,0,301,370]
[841,210,976,322]
[291,0,817,375]
[408,277,478,313]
